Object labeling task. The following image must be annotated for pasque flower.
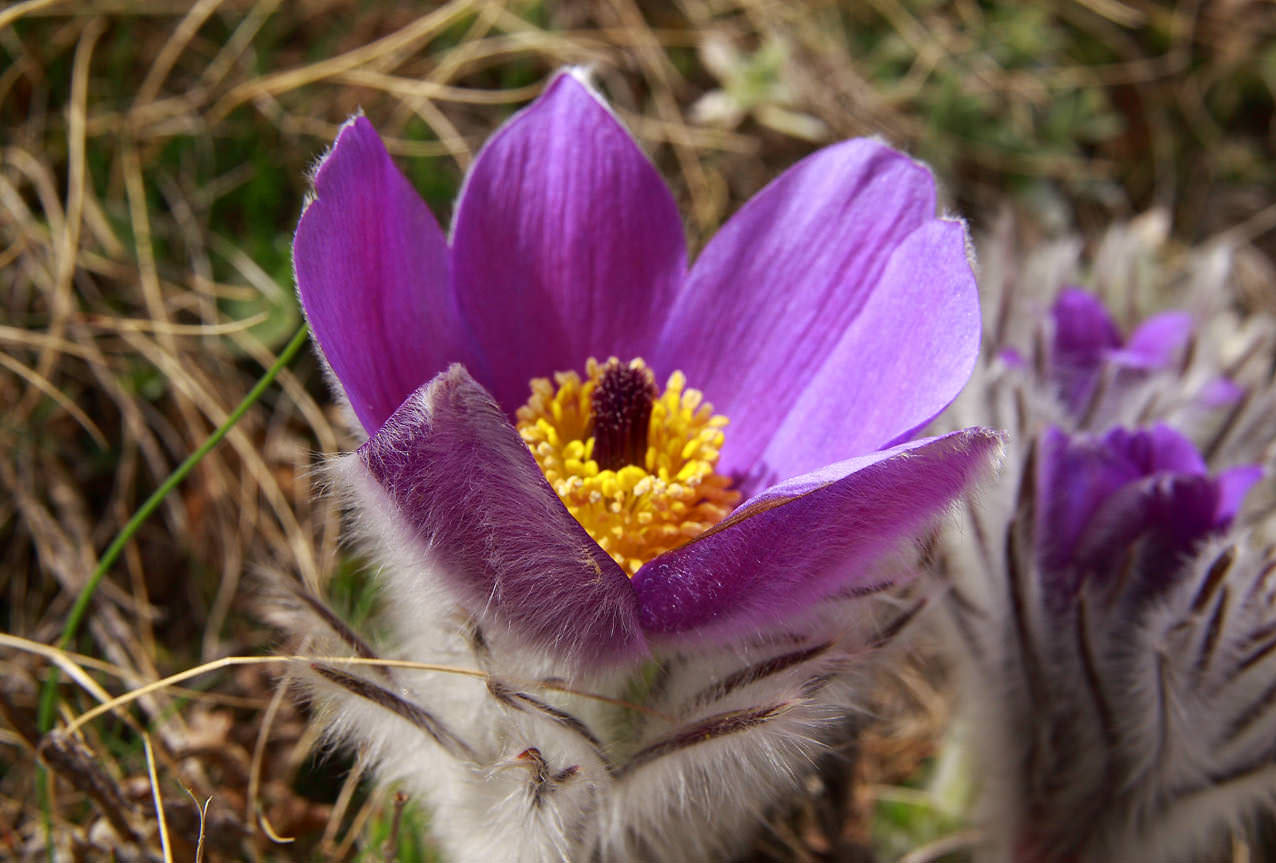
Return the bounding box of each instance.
[1035,423,1260,597]
[1046,287,1192,416]
[935,215,1276,862]
[974,425,1269,863]
[284,69,1000,861]
[941,309,1274,862]
[995,286,1200,428]
[295,69,998,667]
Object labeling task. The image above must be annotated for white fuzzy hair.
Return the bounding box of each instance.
[269,447,932,862]
[934,211,1276,862]
[946,509,1276,862]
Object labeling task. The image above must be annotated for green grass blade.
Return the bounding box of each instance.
[35,322,310,858]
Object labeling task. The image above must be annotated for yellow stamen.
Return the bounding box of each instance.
[516,357,740,576]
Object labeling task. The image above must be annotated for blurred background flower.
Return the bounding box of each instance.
[935,209,1276,862]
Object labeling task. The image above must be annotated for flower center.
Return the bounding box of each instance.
[590,358,658,471]
[516,357,740,576]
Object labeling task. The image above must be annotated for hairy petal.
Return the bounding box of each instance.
[451,72,687,412]
[631,428,1003,642]
[1036,424,1208,571]
[357,365,645,668]
[294,116,463,435]
[654,139,938,480]
[1071,473,1221,594]
[758,219,980,483]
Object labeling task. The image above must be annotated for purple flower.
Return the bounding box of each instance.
[1036,424,1261,598]
[937,220,1276,863]
[943,422,1267,863]
[1049,287,1192,415]
[294,70,998,669]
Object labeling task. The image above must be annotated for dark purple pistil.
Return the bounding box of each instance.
[590,360,658,471]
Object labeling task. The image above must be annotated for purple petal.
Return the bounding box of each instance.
[1068,472,1220,597]
[357,365,645,668]
[450,72,687,412]
[1051,288,1123,360]
[295,116,464,435]
[652,139,938,481]
[1036,426,1141,571]
[1036,425,1258,604]
[1122,423,1209,475]
[1199,376,1246,408]
[999,347,1026,369]
[1049,288,1122,413]
[630,428,1002,642]
[1036,424,1208,572]
[757,220,980,482]
[1109,310,1193,369]
[1215,465,1264,525]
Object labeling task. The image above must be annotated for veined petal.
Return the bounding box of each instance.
[450,71,687,412]
[630,428,1002,641]
[357,365,646,668]
[294,116,463,435]
[758,220,980,482]
[653,138,938,480]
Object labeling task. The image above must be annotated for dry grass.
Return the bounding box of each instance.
[2,1,1274,860]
